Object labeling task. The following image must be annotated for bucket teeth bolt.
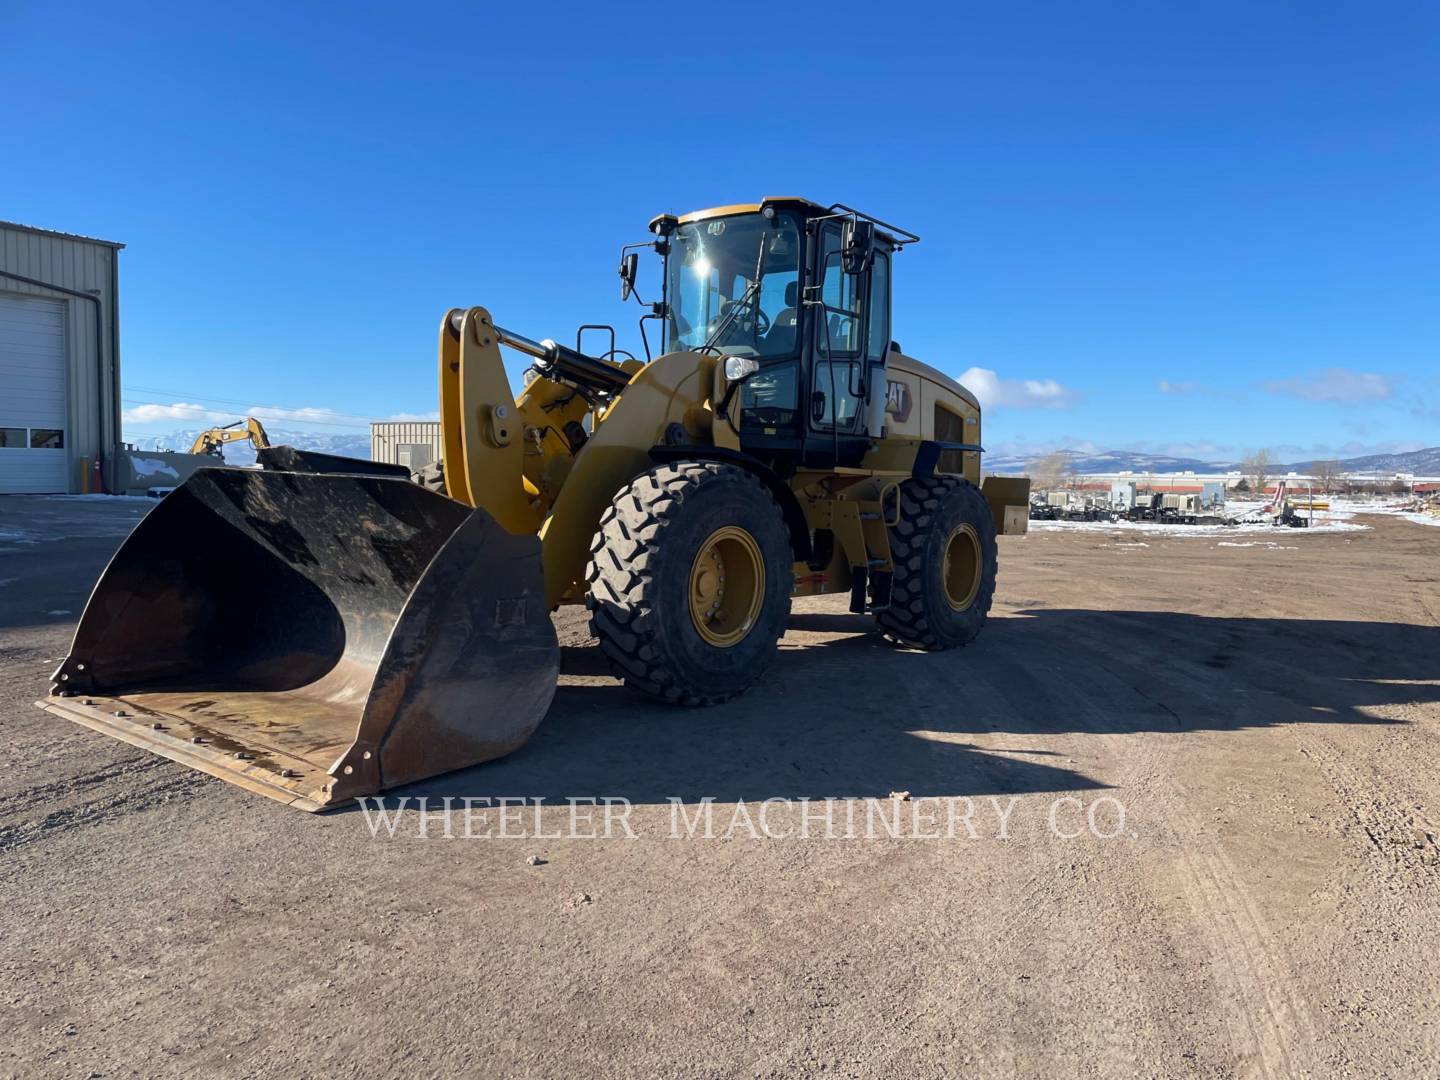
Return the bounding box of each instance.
[280,769,299,779]
[113,710,129,718]
[151,722,165,730]
[234,751,253,761]
[192,736,207,745]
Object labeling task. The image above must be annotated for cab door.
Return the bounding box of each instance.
[806,221,889,465]
[807,222,866,464]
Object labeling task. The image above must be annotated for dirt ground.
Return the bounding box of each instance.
[2,496,1438,1078]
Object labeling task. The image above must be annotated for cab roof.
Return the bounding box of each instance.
[673,197,824,225]
[652,198,918,250]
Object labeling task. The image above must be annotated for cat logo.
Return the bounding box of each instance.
[885,379,913,423]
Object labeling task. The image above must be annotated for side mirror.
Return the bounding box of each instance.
[619,252,639,301]
[841,219,875,275]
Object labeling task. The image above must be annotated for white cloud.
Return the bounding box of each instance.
[957,367,1078,410]
[245,405,357,425]
[383,410,440,422]
[123,401,372,430]
[1158,379,1200,395]
[123,402,234,424]
[1258,367,1395,403]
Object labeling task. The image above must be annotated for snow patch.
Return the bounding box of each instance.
[1030,518,1369,537]
[1216,541,1299,550]
[128,456,181,480]
[38,494,157,503]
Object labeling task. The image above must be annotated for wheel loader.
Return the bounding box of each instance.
[39,198,1031,811]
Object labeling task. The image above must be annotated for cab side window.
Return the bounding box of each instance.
[866,253,889,361]
[818,229,861,355]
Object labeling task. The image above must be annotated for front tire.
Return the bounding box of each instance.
[586,462,793,704]
[877,477,998,650]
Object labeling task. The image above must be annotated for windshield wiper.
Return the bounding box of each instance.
[700,234,767,355]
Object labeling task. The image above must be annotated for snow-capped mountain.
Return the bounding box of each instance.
[984,449,1230,475]
[127,428,372,467]
[1324,447,1440,474]
[127,425,1439,478]
[985,446,1440,476]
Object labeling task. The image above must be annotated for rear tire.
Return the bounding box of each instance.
[877,476,997,650]
[586,462,792,704]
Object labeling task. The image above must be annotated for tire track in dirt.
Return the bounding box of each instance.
[880,647,1158,1075]
[899,629,1273,1074]
[0,753,211,857]
[1022,614,1319,1078]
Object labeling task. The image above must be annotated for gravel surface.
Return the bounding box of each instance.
[2,496,1438,1077]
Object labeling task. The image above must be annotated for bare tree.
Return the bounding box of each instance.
[1241,448,1274,496]
[1031,451,1070,493]
[1311,459,1343,494]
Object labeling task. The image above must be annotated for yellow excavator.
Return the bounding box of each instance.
[41,198,1030,811]
[187,414,411,478]
[189,417,272,457]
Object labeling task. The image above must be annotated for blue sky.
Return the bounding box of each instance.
[4,1,1437,463]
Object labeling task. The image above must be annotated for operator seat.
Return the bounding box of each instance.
[765,280,799,352]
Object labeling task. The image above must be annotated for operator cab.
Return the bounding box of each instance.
[650,198,917,470]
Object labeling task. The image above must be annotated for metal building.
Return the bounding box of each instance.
[0,221,123,494]
[371,420,441,472]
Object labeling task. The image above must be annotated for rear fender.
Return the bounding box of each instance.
[981,475,1032,535]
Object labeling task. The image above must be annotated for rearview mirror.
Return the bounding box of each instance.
[841,219,875,275]
[619,252,639,301]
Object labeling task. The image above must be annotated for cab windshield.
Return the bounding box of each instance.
[666,211,802,358]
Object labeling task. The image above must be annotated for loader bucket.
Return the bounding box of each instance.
[37,467,558,811]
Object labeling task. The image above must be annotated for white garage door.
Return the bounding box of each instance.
[0,295,69,494]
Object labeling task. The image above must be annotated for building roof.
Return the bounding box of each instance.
[0,220,125,249]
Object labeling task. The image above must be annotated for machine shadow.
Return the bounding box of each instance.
[379,608,1438,810]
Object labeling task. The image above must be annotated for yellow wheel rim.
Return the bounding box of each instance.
[688,526,765,647]
[943,524,982,611]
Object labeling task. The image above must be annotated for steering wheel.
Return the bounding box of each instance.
[714,299,770,337]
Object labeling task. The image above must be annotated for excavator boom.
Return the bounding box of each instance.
[189,416,272,456]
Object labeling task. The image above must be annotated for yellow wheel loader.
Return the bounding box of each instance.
[40,198,1030,810]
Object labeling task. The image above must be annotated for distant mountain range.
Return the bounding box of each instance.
[984,450,1222,474]
[987,446,1440,476]
[127,427,1440,478]
[127,427,371,466]
[1324,446,1440,474]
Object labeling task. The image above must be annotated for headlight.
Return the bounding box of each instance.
[724,356,760,381]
